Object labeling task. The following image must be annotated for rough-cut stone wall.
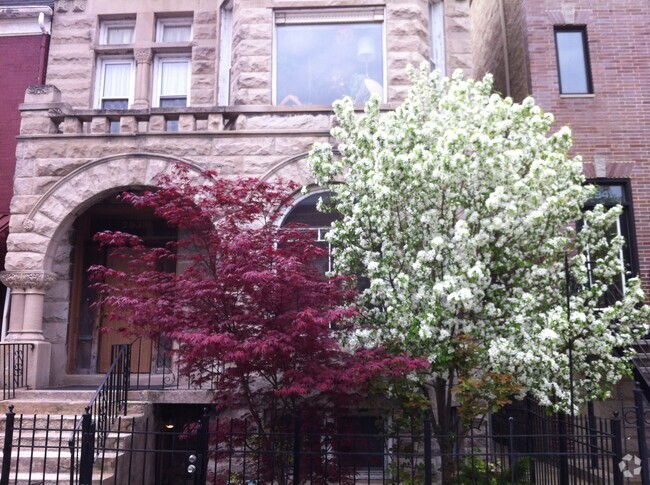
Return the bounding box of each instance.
[7,0,472,385]
[444,0,472,75]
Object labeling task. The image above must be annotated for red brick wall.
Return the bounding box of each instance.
[0,35,45,216]
[473,1,650,289]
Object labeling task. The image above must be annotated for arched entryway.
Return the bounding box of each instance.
[67,193,177,374]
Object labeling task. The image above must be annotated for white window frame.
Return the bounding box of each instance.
[94,56,135,109]
[156,17,193,43]
[429,0,446,77]
[152,55,192,108]
[272,7,387,106]
[217,0,234,106]
[99,19,135,45]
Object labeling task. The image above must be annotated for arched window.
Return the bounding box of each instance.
[282,191,339,274]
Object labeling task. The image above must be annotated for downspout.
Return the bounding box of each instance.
[37,11,50,84]
[497,0,511,97]
[1,288,9,341]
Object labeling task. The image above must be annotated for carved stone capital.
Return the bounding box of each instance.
[0,271,57,291]
[134,48,153,64]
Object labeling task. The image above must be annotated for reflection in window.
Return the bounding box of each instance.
[555,28,592,94]
[276,21,384,106]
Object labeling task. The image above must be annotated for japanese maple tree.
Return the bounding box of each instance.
[90,168,424,433]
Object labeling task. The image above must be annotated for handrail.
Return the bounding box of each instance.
[0,342,35,400]
[68,343,131,482]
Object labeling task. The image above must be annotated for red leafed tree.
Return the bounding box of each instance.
[90,167,424,433]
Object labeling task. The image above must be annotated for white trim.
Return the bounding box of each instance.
[429,1,446,77]
[94,56,135,109]
[275,7,384,25]
[152,54,192,108]
[0,13,51,36]
[156,17,193,43]
[217,1,233,106]
[1,287,10,341]
[99,19,135,45]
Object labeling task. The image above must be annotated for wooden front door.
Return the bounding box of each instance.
[97,249,152,373]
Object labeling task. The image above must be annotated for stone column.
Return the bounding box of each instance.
[0,271,56,341]
[133,48,153,109]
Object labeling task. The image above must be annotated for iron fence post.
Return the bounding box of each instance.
[525,398,537,483]
[123,344,131,416]
[0,405,15,485]
[508,417,516,484]
[293,412,301,484]
[557,413,569,485]
[611,412,624,485]
[195,407,210,485]
[587,401,598,469]
[79,408,95,485]
[634,383,650,485]
[423,412,432,485]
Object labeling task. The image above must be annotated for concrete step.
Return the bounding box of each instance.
[0,449,125,474]
[0,472,115,485]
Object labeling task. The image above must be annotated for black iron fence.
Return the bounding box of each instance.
[1,402,634,484]
[0,343,33,401]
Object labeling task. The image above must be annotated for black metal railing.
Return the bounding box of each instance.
[128,336,221,391]
[67,343,130,484]
[0,342,34,400]
[1,398,640,485]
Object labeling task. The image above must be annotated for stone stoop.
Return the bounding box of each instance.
[0,389,148,485]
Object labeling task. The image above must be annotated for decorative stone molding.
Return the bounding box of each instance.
[134,48,153,64]
[22,219,35,232]
[0,271,57,291]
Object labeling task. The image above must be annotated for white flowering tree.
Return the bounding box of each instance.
[309,66,649,449]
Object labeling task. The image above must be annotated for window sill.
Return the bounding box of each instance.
[560,93,595,99]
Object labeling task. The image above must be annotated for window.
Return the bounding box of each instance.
[282,191,339,274]
[429,0,445,77]
[153,56,190,108]
[274,8,385,106]
[555,27,592,94]
[95,57,134,109]
[156,18,192,42]
[584,182,638,297]
[100,20,135,45]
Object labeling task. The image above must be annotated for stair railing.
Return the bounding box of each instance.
[0,342,34,400]
[68,343,131,484]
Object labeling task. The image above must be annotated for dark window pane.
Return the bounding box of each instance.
[109,121,120,134]
[160,97,187,108]
[586,184,626,206]
[102,99,129,109]
[276,22,384,106]
[166,119,179,132]
[556,30,590,94]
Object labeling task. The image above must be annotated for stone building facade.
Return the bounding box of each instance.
[0,0,53,341]
[0,0,471,389]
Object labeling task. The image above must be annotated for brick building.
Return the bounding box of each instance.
[0,0,471,390]
[470,0,650,390]
[0,0,52,340]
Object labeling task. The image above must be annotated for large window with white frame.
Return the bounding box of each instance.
[153,56,191,108]
[429,0,445,77]
[95,57,135,109]
[274,8,385,106]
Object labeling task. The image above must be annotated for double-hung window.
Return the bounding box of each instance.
[555,27,593,95]
[153,56,191,108]
[95,58,135,109]
[274,8,385,106]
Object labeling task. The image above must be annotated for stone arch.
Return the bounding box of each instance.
[261,152,314,185]
[7,153,204,273]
